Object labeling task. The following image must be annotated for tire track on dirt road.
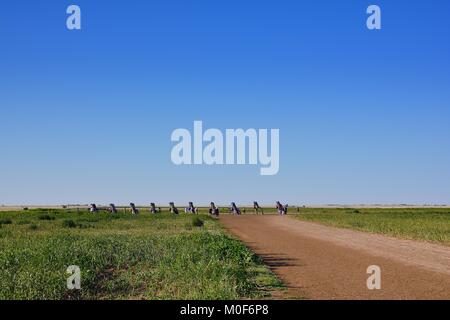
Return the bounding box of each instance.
[220,215,450,300]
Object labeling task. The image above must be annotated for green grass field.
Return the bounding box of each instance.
[0,209,281,300]
[295,208,450,245]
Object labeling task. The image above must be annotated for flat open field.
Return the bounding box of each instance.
[295,208,450,245]
[221,213,450,300]
[0,209,280,300]
[2,207,449,300]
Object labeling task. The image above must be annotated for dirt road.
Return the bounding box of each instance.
[220,215,450,300]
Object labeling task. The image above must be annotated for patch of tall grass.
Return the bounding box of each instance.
[0,209,280,300]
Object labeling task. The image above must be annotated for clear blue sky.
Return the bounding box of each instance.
[1,0,449,205]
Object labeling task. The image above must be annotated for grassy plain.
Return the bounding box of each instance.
[0,209,281,300]
[294,207,450,245]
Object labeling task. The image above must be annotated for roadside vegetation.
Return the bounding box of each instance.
[0,209,281,300]
[295,207,450,245]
